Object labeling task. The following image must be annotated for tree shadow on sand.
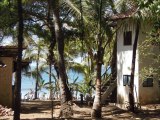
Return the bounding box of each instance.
[135,109,160,119]
[21,100,60,114]
[102,104,160,120]
[19,101,160,120]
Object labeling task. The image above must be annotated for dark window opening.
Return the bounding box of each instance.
[123,75,131,86]
[158,80,160,87]
[143,76,153,87]
[124,31,132,45]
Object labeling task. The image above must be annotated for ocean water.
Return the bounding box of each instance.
[21,70,83,99]
[20,64,109,99]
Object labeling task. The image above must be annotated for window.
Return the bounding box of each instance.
[123,75,131,86]
[143,76,153,87]
[158,80,160,87]
[124,31,132,45]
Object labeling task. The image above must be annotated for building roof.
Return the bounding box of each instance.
[110,6,138,20]
[0,46,30,70]
[0,46,26,57]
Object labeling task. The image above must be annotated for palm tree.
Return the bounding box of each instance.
[34,45,40,99]
[46,0,55,100]
[52,0,72,118]
[66,1,115,118]
[24,39,48,99]
[13,0,23,119]
[91,1,103,117]
[69,61,95,94]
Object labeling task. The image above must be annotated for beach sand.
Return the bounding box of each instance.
[1,100,160,120]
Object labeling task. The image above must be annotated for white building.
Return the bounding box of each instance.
[115,16,160,109]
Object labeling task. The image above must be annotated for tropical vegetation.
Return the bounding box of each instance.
[0,0,159,119]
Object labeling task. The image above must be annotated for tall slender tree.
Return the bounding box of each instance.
[129,21,140,112]
[47,0,57,100]
[52,0,73,118]
[34,45,40,99]
[14,0,23,119]
[91,0,103,118]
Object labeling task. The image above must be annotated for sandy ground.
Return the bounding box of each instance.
[1,100,160,120]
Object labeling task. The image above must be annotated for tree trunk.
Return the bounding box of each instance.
[47,0,54,100]
[91,46,103,118]
[91,0,103,118]
[111,40,117,80]
[110,38,117,102]
[13,0,23,120]
[129,22,140,113]
[49,62,53,99]
[35,47,40,99]
[47,0,59,99]
[52,0,72,118]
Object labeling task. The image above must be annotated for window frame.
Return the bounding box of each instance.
[142,76,154,87]
[123,75,131,86]
[123,31,132,46]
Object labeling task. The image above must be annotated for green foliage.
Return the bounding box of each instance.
[139,21,160,80]
[0,0,159,101]
[138,0,160,20]
[0,0,17,37]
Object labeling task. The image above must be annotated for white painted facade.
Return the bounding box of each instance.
[116,19,160,109]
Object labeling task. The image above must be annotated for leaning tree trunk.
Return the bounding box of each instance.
[111,40,117,80]
[129,22,140,113]
[13,0,23,120]
[52,0,73,118]
[110,38,117,102]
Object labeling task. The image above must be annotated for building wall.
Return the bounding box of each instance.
[138,26,160,104]
[0,57,13,107]
[117,19,139,109]
[117,19,160,108]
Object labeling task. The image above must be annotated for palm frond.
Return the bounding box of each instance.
[63,0,88,23]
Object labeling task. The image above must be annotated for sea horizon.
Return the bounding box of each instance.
[21,70,84,100]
